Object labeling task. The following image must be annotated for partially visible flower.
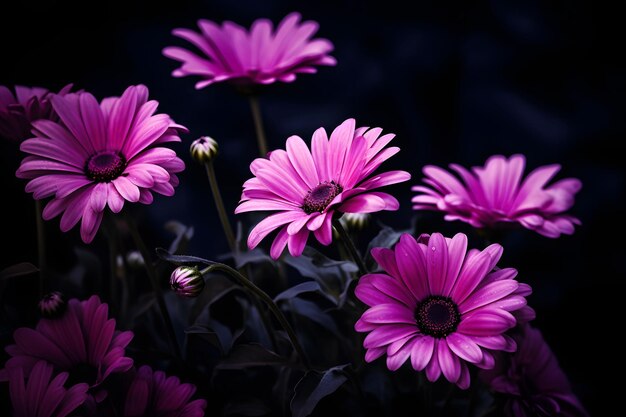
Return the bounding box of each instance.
[235,118,411,259]
[16,85,186,243]
[340,212,370,231]
[38,291,66,318]
[163,12,336,89]
[122,365,207,417]
[0,84,74,142]
[7,360,88,417]
[355,233,532,388]
[170,266,205,298]
[481,325,589,417]
[1,295,133,390]
[190,136,218,163]
[412,155,581,238]
[126,250,145,268]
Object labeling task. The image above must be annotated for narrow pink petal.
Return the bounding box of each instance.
[287,228,309,257]
[328,118,355,180]
[438,341,461,383]
[286,135,319,188]
[394,234,430,301]
[371,247,401,278]
[310,127,329,180]
[360,304,415,325]
[446,333,483,363]
[339,193,386,213]
[426,233,449,295]
[113,176,140,202]
[458,280,519,314]
[313,213,333,245]
[270,227,289,259]
[386,344,412,371]
[363,325,417,349]
[247,210,303,249]
[442,233,467,296]
[410,336,435,371]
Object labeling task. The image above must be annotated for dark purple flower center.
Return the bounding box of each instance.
[415,296,461,338]
[85,151,126,182]
[303,181,343,214]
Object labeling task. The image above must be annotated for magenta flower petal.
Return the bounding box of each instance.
[7,361,88,417]
[237,118,410,259]
[0,84,76,143]
[355,232,532,388]
[164,13,335,88]
[480,325,589,417]
[16,85,186,243]
[122,365,207,417]
[2,296,133,396]
[412,154,581,238]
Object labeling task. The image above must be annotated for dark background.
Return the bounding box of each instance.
[1,0,624,414]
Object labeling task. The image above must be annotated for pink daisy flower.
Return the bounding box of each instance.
[163,12,336,88]
[235,118,411,259]
[355,232,532,388]
[16,85,186,243]
[122,365,207,417]
[481,325,589,417]
[7,360,88,417]
[0,84,74,142]
[1,296,133,391]
[411,154,581,238]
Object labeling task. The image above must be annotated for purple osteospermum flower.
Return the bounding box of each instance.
[412,155,581,238]
[122,365,207,417]
[481,325,589,417]
[235,118,411,259]
[16,85,186,243]
[355,233,532,388]
[163,12,336,89]
[170,266,205,298]
[1,296,133,390]
[7,360,88,417]
[0,84,74,142]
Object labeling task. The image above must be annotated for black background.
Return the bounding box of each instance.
[1,0,624,414]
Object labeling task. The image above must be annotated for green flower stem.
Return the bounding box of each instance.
[127,216,182,359]
[248,95,269,157]
[333,218,368,277]
[35,200,46,297]
[204,160,237,254]
[204,262,311,370]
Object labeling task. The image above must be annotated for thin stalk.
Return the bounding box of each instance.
[127,216,182,359]
[206,262,311,370]
[35,200,46,297]
[248,95,268,157]
[106,225,119,310]
[333,219,368,276]
[204,161,237,254]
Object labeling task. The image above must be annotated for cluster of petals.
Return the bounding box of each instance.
[235,118,410,258]
[16,85,186,243]
[355,232,533,388]
[163,12,336,88]
[412,155,581,238]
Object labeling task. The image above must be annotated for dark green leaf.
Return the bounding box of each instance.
[215,343,290,370]
[290,364,349,417]
[165,220,195,254]
[0,262,38,280]
[288,298,339,336]
[274,282,323,303]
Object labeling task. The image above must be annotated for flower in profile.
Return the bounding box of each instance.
[163,12,336,89]
[190,136,218,163]
[412,155,581,238]
[481,325,589,417]
[170,266,205,298]
[355,233,532,388]
[16,85,186,243]
[235,118,410,259]
[1,295,133,390]
[122,365,207,417]
[7,360,88,417]
[38,291,67,318]
[0,84,74,142]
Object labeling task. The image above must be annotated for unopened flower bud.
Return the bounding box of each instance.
[126,251,145,269]
[39,291,67,318]
[190,136,218,163]
[340,213,371,231]
[170,266,205,298]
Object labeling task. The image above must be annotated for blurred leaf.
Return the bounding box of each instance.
[155,248,215,266]
[165,220,194,254]
[274,282,325,303]
[223,397,271,416]
[288,298,339,336]
[216,343,290,370]
[234,248,274,269]
[285,247,357,281]
[0,262,38,280]
[290,364,349,417]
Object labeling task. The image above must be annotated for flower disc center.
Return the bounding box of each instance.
[415,296,461,338]
[303,181,343,214]
[86,151,126,182]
